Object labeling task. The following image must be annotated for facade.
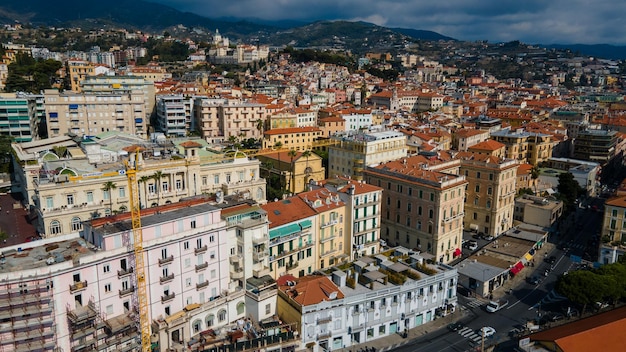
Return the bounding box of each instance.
[513,195,564,228]
[12,134,266,238]
[194,97,267,143]
[67,59,95,92]
[364,157,467,264]
[545,157,600,196]
[262,127,324,151]
[0,93,39,142]
[451,128,490,151]
[599,196,626,264]
[318,116,346,137]
[43,89,148,139]
[311,178,383,260]
[155,94,194,137]
[258,151,326,195]
[573,129,618,163]
[491,129,554,165]
[277,247,458,352]
[328,127,407,180]
[458,152,518,236]
[80,75,157,119]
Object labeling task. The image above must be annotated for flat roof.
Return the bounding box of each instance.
[0,236,96,273]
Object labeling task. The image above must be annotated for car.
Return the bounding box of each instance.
[546,256,557,264]
[467,242,478,251]
[477,326,496,338]
[457,285,472,297]
[447,322,463,331]
[482,234,494,241]
[527,276,540,285]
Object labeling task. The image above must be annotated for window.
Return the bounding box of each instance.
[487,187,492,195]
[218,309,227,322]
[191,220,196,229]
[202,176,207,186]
[209,235,215,243]
[418,206,422,215]
[379,325,386,334]
[176,179,183,190]
[193,320,201,333]
[118,187,126,198]
[429,209,433,219]
[104,283,111,293]
[475,185,480,192]
[103,264,110,273]
[408,187,412,196]
[50,220,61,235]
[67,194,74,205]
[86,191,94,203]
[430,193,434,201]
[184,241,189,250]
[197,238,203,248]
[71,217,82,231]
[148,184,156,194]
[161,248,168,259]
[103,189,110,200]
[206,314,215,327]
[46,196,53,208]
[397,200,401,209]
[265,304,271,315]
[226,174,231,183]
[476,172,481,179]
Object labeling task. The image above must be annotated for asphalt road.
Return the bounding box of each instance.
[392,198,605,352]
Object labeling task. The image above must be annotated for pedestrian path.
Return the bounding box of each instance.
[457,327,483,344]
[464,298,485,309]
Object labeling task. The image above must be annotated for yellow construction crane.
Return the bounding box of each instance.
[125,150,151,352]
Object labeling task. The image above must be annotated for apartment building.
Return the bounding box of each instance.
[11,133,267,238]
[0,93,40,142]
[155,94,194,137]
[43,89,148,139]
[262,127,324,151]
[599,196,626,264]
[328,127,407,180]
[451,128,490,152]
[338,108,373,131]
[80,75,157,119]
[67,58,95,92]
[194,97,267,143]
[277,247,458,352]
[458,151,518,236]
[369,90,444,113]
[491,128,554,165]
[545,157,601,196]
[261,197,318,280]
[311,178,383,260]
[298,187,349,270]
[318,115,346,137]
[364,157,467,264]
[268,108,317,130]
[573,129,618,163]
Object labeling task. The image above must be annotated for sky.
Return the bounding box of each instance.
[152,0,626,45]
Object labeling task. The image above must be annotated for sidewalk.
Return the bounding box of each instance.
[335,309,469,352]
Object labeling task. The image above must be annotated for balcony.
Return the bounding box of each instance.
[196,281,209,290]
[195,262,208,272]
[194,245,208,255]
[253,266,270,278]
[253,250,269,262]
[231,268,244,279]
[161,292,176,303]
[160,273,175,283]
[158,255,174,266]
[69,281,88,293]
[320,233,336,243]
[272,241,314,261]
[230,255,242,264]
[318,331,332,339]
[320,219,338,229]
[119,286,135,298]
[117,267,134,278]
[286,261,299,270]
[252,234,269,245]
[320,248,338,258]
[317,316,333,324]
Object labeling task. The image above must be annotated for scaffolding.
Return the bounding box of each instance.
[0,279,56,352]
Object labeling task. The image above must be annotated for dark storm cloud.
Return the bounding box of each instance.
[152,0,626,44]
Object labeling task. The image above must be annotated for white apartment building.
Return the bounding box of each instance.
[194,97,266,143]
[277,247,458,352]
[80,75,157,119]
[328,127,407,180]
[156,94,194,137]
[43,89,148,139]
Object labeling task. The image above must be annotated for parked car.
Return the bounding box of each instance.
[482,234,494,241]
[447,322,464,331]
[527,276,540,285]
[545,255,557,264]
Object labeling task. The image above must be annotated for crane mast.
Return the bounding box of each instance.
[126,150,151,352]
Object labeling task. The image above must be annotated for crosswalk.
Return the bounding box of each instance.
[464,299,485,309]
[564,242,586,251]
[457,327,485,344]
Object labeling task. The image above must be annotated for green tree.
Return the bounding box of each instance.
[555,270,605,314]
[530,166,540,194]
[0,136,14,173]
[102,181,117,215]
[152,171,167,205]
[557,172,584,210]
[288,149,298,194]
[138,175,151,208]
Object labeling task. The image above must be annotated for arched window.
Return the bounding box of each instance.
[236,301,245,315]
[192,319,202,334]
[206,314,214,327]
[71,217,82,231]
[218,309,227,322]
[257,188,264,200]
[50,220,61,235]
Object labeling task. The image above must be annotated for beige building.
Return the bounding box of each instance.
[328,127,407,180]
[298,188,348,270]
[80,75,157,120]
[12,134,267,238]
[491,129,554,165]
[458,152,518,236]
[599,196,626,264]
[364,157,467,264]
[194,97,267,143]
[513,195,563,228]
[43,89,148,139]
[318,115,345,138]
[257,151,325,195]
[452,129,491,151]
[262,127,323,151]
[128,65,172,82]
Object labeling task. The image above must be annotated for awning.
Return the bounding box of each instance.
[269,223,301,239]
[524,253,533,261]
[299,219,312,229]
[510,261,525,275]
[453,248,462,257]
[470,224,479,230]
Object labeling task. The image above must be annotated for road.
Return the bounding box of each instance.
[392,198,604,352]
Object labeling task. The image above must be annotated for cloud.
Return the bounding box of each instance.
[152,0,626,44]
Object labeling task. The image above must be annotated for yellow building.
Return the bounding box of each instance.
[491,129,554,165]
[263,127,323,150]
[298,188,348,270]
[257,150,325,195]
[67,59,95,92]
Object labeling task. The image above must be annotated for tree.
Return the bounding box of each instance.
[288,149,298,194]
[555,270,605,314]
[530,166,540,194]
[152,171,167,205]
[102,181,117,215]
[256,119,265,136]
[557,172,584,210]
[0,136,14,174]
[138,175,151,208]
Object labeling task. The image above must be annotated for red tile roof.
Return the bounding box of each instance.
[279,275,344,306]
[261,197,317,228]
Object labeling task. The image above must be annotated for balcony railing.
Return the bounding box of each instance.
[160,273,174,283]
[158,255,174,266]
[252,234,269,245]
[320,219,338,229]
[231,268,244,279]
[195,262,208,272]
[194,245,208,255]
[117,267,134,278]
[229,255,242,264]
[317,316,333,324]
[253,250,269,261]
[271,241,314,261]
[196,281,209,290]
[161,292,175,303]
[320,233,336,243]
[286,261,299,270]
[69,281,88,293]
[320,248,338,258]
[119,286,135,298]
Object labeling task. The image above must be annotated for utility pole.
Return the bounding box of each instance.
[481,328,485,352]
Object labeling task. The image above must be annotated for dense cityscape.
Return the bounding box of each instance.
[0,11,626,352]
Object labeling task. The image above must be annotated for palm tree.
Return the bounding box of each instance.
[102,181,117,215]
[256,118,264,136]
[288,149,298,194]
[138,175,151,208]
[152,171,167,205]
[530,166,540,194]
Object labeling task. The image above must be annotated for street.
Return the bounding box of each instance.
[391,198,605,352]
